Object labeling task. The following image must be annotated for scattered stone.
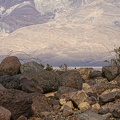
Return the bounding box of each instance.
[91,103,100,113]
[0,89,32,120]
[0,56,21,76]
[30,93,52,117]
[99,89,120,104]
[17,115,28,120]
[0,106,11,120]
[89,82,119,95]
[63,105,73,117]
[94,77,108,84]
[89,70,102,79]
[82,83,90,90]
[55,86,78,99]
[78,102,91,112]
[64,101,74,109]
[20,61,43,74]
[69,111,105,120]
[61,70,83,90]
[0,84,6,90]
[102,65,120,81]
[71,90,88,106]
[77,68,94,80]
[114,74,120,87]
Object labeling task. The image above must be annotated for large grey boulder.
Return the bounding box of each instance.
[102,66,120,81]
[61,70,83,90]
[20,61,43,74]
[0,74,21,89]
[22,71,61,93]
[0,56,21,76]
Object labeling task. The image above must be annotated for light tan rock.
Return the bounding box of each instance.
[91,103,100,113]
[64,101,74,109]
[83,83,90,90]
[78,102,91,111]
[71,90,88,106]
[77,68,94,80]
[59,98,67,105]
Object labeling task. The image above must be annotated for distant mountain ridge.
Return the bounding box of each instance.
[0,0,120,66]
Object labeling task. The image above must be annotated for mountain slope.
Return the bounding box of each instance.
[0,0,120,66]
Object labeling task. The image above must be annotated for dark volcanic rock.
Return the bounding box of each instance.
[69,111,105,120]
[22,71,61,93]
[61,70,83,90]
[0,74,21,89]
[0,89,32,120]
[0,56,21,76]
[89,70,102,79]
[102,65,120,81]
[30,93,52,118]
[55,86,78,99]
[99,89,120,105]
[20,77,43,93]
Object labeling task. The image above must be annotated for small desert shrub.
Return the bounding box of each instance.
[45,64,53,71]
[104,47,120,66]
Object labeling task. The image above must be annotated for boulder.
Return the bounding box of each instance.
[20,61,43,74]
[30,93,52,118]
[0,89,32,120]
[22,71,61,93]
[62,105,73,117]
[0,106,11,120]
[99,89,120,104]
[20,77,43,93]
[77,68,94,80]
[55,86,78,99]
[88,82,119,95]
[102,65,120,81]
[69,111,105,120]
[89,70,102,79]
[61,70,83,90]
[98,102,120,118]
[0,74,21,89]
[0,56,21,76]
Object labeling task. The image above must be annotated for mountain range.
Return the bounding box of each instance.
[0,0,120,66]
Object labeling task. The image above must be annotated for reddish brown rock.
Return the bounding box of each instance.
[0,89,32,120]
[0,106,11,120]
[20,77,43,93]
[62,105,73,117]
[30,93,52,118]
[61,70,83,90]
[0,56,21,76]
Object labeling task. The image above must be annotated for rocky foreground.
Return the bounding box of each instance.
[0,56,120,120]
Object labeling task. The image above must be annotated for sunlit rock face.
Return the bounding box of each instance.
[0,0,120,66]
